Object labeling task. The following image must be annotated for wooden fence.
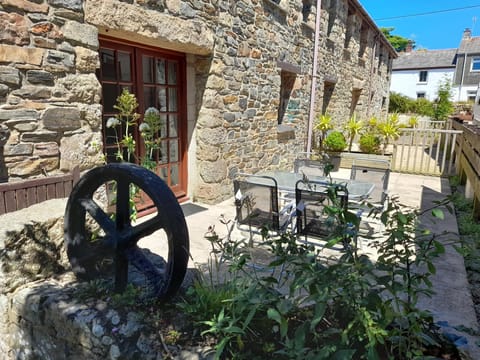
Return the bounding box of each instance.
[0,167,80,215]
[391,122,462,177]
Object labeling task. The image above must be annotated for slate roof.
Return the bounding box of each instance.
[458,36,480,54]
[392,49,456,70]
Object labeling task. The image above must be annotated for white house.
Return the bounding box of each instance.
[390,48,457,101]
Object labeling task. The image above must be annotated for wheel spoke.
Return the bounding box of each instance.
[79,198,116,235]
[115,177,131,229]
[128,216,164,243]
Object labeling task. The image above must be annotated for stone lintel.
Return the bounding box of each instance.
[85,0,214,56]
[276,60,302,74]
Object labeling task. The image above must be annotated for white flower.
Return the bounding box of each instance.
[144,107,159,116]
[106,117,120,128]
[139,123,150,132]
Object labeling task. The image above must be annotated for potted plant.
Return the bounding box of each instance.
[323,130,347,171]
[314,113,333,153]
[344,113,363,152]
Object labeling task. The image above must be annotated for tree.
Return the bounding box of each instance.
[434,77,454,120]
[381,27,415,52]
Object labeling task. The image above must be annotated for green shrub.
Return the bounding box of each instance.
[413,98,434,117]
[324,130,347,152]
[389,92,415,113]
[359,132,381,154]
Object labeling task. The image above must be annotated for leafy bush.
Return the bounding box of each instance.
[324,130,347,152]
[359,132,381,154]
[413,98,434,117]
[389,92,415,113]
[180,188,459,359]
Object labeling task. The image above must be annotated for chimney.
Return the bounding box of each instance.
[463,28,472,39]
[405,40,413,53]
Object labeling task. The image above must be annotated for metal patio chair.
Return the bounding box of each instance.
[295,179,353,250]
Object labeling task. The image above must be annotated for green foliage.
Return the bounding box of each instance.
[434,77,454,120]
[412,98,435,117]
[344,113,363,152]
[314,113,334,152]
[381,27,415,52]
[180,184,459,359]
[377,113,401,154]
[358,132,381,154]
[407,116,418,128]
[324,130,347,152]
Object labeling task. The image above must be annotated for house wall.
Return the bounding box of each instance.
[390,68,455,101]
[0,0,394,204]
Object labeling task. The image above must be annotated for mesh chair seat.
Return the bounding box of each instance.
[234,174,294,234]
[295,180,351,248]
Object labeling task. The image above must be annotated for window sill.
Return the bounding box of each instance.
[262,0,288,14]
[277,124,295,141]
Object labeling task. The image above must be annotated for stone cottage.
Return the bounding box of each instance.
[0,0,396,204]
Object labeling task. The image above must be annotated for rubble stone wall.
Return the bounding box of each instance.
[0,0,394,203]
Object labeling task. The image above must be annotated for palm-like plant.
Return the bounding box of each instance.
[344,113,363,152]
[377,113,401,155]
[314,113,333,153]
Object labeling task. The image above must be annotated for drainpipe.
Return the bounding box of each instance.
[367,36,378,119]
[459,52,467,101]
[306,0,322,154]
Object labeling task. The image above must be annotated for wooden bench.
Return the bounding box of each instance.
[0,167,80,215]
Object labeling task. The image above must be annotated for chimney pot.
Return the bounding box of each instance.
[464,28,472,39]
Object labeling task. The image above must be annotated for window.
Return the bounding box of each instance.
[417,92,426,99]
[278,70,296,124]
[467,90,477,102]
[472,57,480,71]
[418,71,428,83]
[302,0,312,22]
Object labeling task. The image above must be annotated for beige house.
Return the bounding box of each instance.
[0,0,396,204]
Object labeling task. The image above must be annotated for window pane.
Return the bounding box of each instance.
[158,167,168,182]
[156,59,166,84]
[168,88,177,111]
[103,84,118,112]
[473,59,480,70]
[101,49,116,81]
[160,114,167,138]
[144,87,156,109]
[168,61,177,84]
[170,164,179,186]
[118,52,131,82]
[169,139,178,162]
[169,114,178,137]
[158,88,167,111]
[160,140,168,164]
[143,56,153,83]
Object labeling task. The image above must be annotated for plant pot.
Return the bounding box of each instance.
[325,152,342,171]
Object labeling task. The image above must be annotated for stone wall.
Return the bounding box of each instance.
[0,0,395,203]
[0,199,203,360]
[0,0,104,181]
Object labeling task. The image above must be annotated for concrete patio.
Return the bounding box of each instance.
[179,169,480,359]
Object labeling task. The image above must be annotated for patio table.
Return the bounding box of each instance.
[253,170,375,202]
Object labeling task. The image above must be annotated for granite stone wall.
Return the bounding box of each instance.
[0,0,395,203]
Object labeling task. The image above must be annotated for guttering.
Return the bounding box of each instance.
[306,0,322,154]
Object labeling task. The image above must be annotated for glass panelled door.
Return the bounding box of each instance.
[139,50,185,196]
[97,38,187,201]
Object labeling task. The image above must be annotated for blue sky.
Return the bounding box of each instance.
[360,1,480,50]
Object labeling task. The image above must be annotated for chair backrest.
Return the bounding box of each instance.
[233,175,280,231]
[294,158,326,177]
[350,158,390,205]
[295,180,348,239]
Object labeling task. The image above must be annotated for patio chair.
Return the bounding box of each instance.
[349,158,390,209]
[233,173,294,236]
[349,158,391,237]
[294,158,328,177]
[295,179,353,250]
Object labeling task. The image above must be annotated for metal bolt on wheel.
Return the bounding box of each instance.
[64,163,189,300]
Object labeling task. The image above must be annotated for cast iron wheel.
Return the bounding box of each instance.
[64,163,189,300]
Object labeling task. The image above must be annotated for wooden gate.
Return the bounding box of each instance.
[392,122,462,177]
